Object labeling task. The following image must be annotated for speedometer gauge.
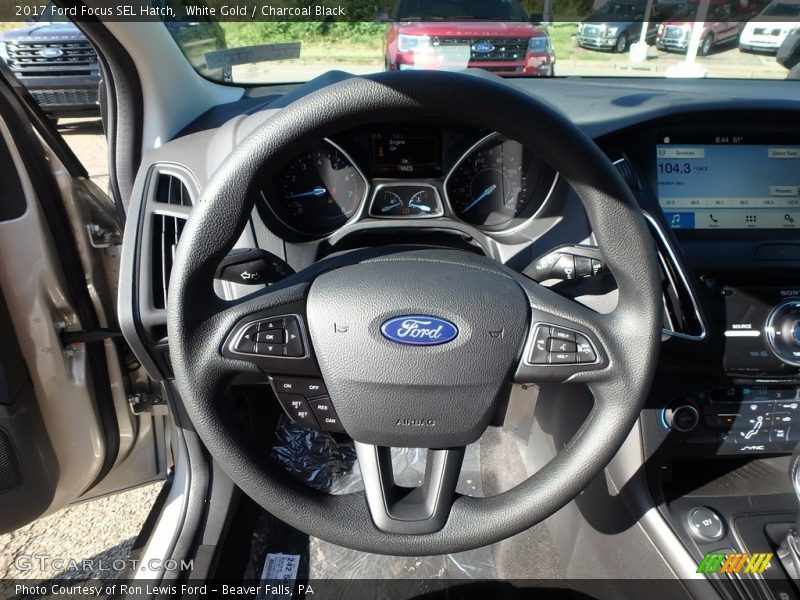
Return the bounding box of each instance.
[272,142,366,236]
[446,136,544,229]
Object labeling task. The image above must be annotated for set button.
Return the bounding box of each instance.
[270,377,344,434]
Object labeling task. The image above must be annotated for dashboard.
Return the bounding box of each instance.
[258,126,557,239]
[115,73,800,596]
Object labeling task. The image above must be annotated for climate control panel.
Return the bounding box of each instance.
[658,386,800,455]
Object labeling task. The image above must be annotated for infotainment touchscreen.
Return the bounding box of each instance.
[656,133,800,230]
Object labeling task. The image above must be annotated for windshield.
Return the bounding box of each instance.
[157,0,800,84]
[595,1,641,17]
[762,1,800,16]
[396,0,528,21]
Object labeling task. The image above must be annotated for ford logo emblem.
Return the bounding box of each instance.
[472,42,496,53]
[39,48,64,58]
[381,315,458,346]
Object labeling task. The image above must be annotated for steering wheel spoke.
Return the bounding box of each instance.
[167,71,663,554]
[355,442,465,535]
[513,277,611,384]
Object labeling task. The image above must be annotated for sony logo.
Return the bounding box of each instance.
[396,418,436,427]
[779,290,800,297]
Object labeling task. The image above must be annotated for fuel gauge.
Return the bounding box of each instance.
[369,184,443,218]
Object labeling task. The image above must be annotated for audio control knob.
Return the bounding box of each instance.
[765,301,800,367]
[663,402,700,432]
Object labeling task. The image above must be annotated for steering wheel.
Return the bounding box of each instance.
[168,71,662,555]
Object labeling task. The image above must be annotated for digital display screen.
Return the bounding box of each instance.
[371,131,442,177]
[656,133,800,230]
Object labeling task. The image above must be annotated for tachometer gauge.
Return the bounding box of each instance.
[273,142,366,236]
[446,136,543,229]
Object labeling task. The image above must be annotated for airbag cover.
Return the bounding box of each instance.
[306,250,529,447]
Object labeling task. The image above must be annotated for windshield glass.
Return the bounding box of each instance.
[762,1,800,16]
[157,0,800,84]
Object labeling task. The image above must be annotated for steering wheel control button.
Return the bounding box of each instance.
[226,314,309,361]
[259,318,284,331]
[548,338,577,353]
[525,323,600,367]
[256,329,285,344]
[257,343,285,357]
[269,377,327,398]
[549,352,577,364]
[277,394,319,429]
[528,327,550,364]
[550,327,575,341]
[308,397,345,433]
[575,334,597,363]
[284,317,305,357]
[687,507,726,543]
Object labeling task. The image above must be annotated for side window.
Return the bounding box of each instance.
[0,17,109,193]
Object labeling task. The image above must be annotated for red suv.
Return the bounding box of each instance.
[383,0,555,77]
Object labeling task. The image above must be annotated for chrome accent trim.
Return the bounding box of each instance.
[642,211,708,342]
[765,300,800,367]
[443,131,560,235]
[261,138,370,238]
[724,330,761,338]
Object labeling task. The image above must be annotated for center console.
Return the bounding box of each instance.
[605,115,800,598]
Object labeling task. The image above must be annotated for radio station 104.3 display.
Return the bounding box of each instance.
[656,133,800,230]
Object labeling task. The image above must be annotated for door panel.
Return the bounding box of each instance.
[0,57,165,534]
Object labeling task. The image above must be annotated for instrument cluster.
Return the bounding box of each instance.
[259,125,558,239]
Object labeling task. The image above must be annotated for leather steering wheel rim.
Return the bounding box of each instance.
[168,71,662,556]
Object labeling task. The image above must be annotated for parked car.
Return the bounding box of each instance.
[656,0,752,55]
[383,0,555,77]
[577,0,662,53]
[0,19,100,118]
[739,0,800,53]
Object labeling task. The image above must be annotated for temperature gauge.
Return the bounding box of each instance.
[369,184,443,218]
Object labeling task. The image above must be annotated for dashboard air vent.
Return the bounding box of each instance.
[613,157,706,341]
[154,173,193,207]
[150,173,192,311]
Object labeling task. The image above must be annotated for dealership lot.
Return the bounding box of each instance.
[231,38,789,83]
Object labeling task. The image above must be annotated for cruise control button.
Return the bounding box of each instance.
[548,338,577,353]
[550,327,575,342]
[276,394,319,429]
[528,327,549,364]
[575,334,597,363]
[548,352,577,364]
[308,396,345,433]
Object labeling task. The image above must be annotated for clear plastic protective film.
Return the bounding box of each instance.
[269,421,496,579]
